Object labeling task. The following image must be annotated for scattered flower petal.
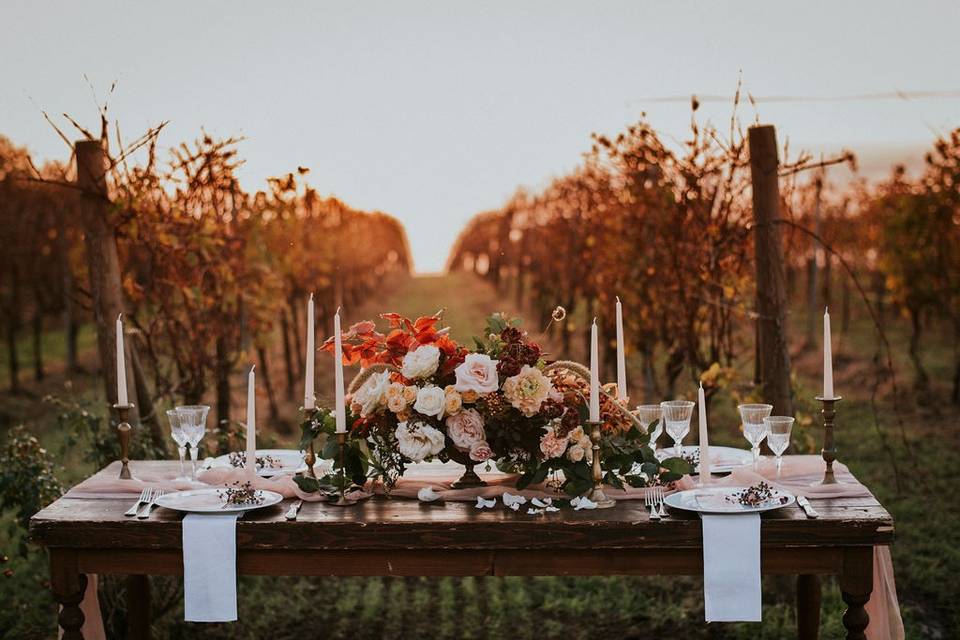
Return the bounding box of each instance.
[544,505,560,512]
[475,497,496,509]
[502,492,527,507]
[417,487,441,502]
[531,497,553,508]
[527,507,544,515]
[508,502,520,511]
[572,496,598,510]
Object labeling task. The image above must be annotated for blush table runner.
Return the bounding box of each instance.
[58,455,902,639]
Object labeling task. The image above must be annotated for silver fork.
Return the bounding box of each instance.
[656,487,669,518]
[645,489,661,520]
[137,489,165,519]
[124,488,151,517]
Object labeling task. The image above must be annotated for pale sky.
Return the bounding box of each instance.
[2,1,958,271]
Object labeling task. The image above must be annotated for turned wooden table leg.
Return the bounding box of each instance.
[127,575,152,639]
[840,547,873,640]
[50,549,86,640]
[797,574,821,639]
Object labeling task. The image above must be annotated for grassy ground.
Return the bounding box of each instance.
[1,272,958,639]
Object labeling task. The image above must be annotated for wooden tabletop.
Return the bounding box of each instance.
[30,460,895,552]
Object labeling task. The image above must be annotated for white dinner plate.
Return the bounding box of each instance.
[664,485,795,515]
[208,449,307,477]
[154,488,284,514]
[655,445,754,474]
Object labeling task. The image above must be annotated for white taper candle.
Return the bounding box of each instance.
[304,293,315,410]
[615,296,627,403]
[246,365,256,474]
[823,307,834,399]
[698,381,711,486]
[589,318,600,422]
[334,308,346,433]
[115,314,128,406]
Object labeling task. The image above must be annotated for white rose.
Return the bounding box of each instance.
[395,421,446,462]
[401,344,441,380]
[446,408,486,449]
[353,371,391,417]
[454,353,500,394]
[567,444,586,463]
[413,385,446,418]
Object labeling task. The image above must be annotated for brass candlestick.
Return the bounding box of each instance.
[112,403,135,479]
[587,420,616,508]
[330,431,357,506]
[815,396,842,485]
[302,407,318,479]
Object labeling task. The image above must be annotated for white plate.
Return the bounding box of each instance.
[154,488,284,514]
[209,449,306,477]
[664,485,795,514]
[656,445,754,474]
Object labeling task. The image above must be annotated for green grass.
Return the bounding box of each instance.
[0,324,97,390]
[2,273,958,639]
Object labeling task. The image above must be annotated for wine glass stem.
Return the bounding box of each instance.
[752,446,760,465]
[189,446,199,480]
[776,455,783,478]
[177,447,186,478]
[675,440,682,457]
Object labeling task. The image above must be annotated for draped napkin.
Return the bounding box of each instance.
[702,513,761,621]
[183,513,241,622]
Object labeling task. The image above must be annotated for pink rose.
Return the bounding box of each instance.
[539,427,568,459]
[446,408,486,450]
[469,441,493,462]
[454,353,500,395]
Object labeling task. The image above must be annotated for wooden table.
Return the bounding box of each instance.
[30,461,894,640]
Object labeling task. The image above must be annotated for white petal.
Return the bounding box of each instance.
[502,492,527,507]
[417,487,441,502]
[475,496,496,509]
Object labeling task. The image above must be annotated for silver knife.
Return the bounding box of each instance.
[797,496,820,519]
[285,500,303,521]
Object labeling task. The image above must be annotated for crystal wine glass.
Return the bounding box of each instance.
[166,409,190,482]
[636,404,663,449]
[738,403,773,465]
[176,405,210,480]
[764,415,795,477]
[660,400,695,457]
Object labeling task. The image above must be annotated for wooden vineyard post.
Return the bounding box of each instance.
[748,125,795,416]
[75,140,138,420]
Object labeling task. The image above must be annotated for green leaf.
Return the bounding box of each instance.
[293,475,321,493]
[660,456,693,476]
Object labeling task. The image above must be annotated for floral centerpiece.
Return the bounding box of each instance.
[295,311,690,498]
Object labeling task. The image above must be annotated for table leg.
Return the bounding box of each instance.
[840,547,873,640]
[127,575,152,639]
[796,574,821,639]
[50,549,86,640]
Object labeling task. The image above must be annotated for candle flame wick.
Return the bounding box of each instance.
[251,364,256,373]
[309,292,314,301]
[336,306,342,316]
[616,295,620,304]
[117,313,122,321]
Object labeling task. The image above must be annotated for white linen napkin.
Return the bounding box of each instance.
[701,513,761,622]
[183,513,241,622]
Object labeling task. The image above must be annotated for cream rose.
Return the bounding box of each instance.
[401,344,441,379]
[403,385,418,403]
[413,385,446,418]
[539,426,568,459]
[353,371,391,416]
[567,444,587,462]
[443,385,463,415]
[395,421,446,462]
[446,408,486,450]
[469,441,493,462]
[566,426,592,462]
[454,353,500,394]
[502,365,553,417]
[386,381,408,414]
